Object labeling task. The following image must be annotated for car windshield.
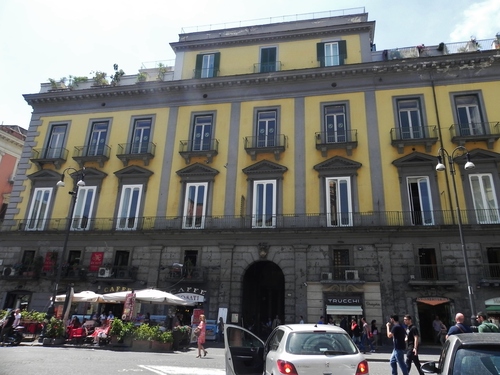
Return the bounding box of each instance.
[285,331,357,355]
[452,346,500,375]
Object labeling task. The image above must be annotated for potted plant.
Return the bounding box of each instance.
[110,319,134,345]
[152,328,173,352]
[156,62,168,81]
[43,317,66,345]
[172,325,191,351]
[132,323,155,351]
[110,64,125,86]
[91,71,109,86]
[67,75,88,89]
[136,71,148,83]
[48,78,67,90]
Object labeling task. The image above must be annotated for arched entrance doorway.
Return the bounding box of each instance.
[416,297,451,344]
[242,261,284,340]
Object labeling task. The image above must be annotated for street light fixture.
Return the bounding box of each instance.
[435,146,476,325]
[47,167,85,318]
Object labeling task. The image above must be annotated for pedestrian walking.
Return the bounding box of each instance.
[404,315,424,375]
[217,317,224,342]
[371,319,379,350]
[360,317,375,353]
[476,311,500,333]
[272,315,281,329]
[432,315,446,345]
[446,313,471,339]
[387,314,409,375]
[351,318,361,347]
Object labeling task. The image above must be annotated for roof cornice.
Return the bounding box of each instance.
[24,51,500,106]
[170,22,375,51]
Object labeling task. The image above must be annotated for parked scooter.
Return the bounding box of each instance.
[0,310,24,346]
[2,326,24,346]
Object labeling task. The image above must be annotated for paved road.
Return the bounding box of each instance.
[0,340,441,375]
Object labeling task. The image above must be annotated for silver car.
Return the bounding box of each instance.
[422,333,500,375]
[224,323,369,375]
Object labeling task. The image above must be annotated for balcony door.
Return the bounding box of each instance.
[419,248,437,280]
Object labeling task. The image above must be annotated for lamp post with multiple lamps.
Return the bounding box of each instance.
[435,146,476,326]
[47,167,85,318]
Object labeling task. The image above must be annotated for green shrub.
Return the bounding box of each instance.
[44,317,65,338]
[154,329,173,343]
[134,323,155,341]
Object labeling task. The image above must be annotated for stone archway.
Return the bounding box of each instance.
[241,260,284,340]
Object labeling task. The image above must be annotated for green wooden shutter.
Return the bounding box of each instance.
[338,41,347,65]
[317,43,325,67]
[195,54,203,78]
[213,52,221,77]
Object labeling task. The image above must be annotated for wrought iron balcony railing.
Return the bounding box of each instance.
[315,129,358,156]
[179,138,219,164]
[162,265,204,282]
[244,134,286,160]
[30,148,69,169]
[319,266,365,282]
[406,264,460,284]
[116,142,156,166]
[4,208,500,233]
[73,144,111,167]
[390,125,438,153]
[253,61,282,73]
[449,121,500,148]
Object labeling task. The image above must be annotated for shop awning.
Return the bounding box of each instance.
[486,305,500,313]
[416,297,450,306]
[326,305,363,315]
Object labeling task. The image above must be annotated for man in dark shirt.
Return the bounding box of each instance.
[446,313,471,339]
[387,314,409,375]
[404,315,424,375]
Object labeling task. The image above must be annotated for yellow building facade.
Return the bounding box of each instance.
[1,9,500,340]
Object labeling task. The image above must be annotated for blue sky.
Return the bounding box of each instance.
[1,0,498,128]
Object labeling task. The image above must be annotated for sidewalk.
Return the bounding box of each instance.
[362,344,442,363]
[22,339,442,363]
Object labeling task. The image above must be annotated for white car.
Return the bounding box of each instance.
[224,323,369,375]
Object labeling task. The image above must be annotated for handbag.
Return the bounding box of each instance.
[194,327,201,337]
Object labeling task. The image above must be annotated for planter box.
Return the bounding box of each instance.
[151,341,173,352]
[132,339,152,351]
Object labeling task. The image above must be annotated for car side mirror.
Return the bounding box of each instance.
[421,361,439,374]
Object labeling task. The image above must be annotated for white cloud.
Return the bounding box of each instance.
[450,0,500,42]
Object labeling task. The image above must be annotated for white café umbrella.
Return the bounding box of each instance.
[54,290,105,303]
[102,288,194,306]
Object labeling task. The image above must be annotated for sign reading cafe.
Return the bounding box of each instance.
[170,286,207,303]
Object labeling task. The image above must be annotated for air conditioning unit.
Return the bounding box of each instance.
[98,267,112,278]
[321,272,332,280]
[345,270,359,280]
[2,267,15,276]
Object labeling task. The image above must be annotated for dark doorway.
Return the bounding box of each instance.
[242,261,284,340]
[417,302,451,344]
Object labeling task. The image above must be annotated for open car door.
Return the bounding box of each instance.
[224,324,265,375]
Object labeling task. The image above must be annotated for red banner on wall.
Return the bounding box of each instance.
[43,252,57,272]
[89,252,104,271]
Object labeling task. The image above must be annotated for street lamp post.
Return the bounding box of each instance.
[436,146,476,326]
[47,167,85,318]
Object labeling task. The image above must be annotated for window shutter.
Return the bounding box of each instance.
[195,54,203,78]
[316,43,325,67]
[338,41,347,65]
[213,52,221,77]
